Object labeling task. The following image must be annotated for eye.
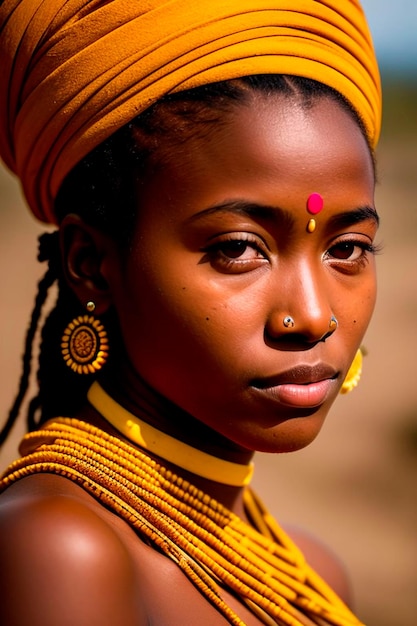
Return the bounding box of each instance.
[202,234,269,273]
[218,240,253,259]
[324,237,379,274]
[328,241,367,261]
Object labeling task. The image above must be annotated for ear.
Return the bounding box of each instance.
[60,214,119,315]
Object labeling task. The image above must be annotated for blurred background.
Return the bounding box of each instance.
[0,3,416,625]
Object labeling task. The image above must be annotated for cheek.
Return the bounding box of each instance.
[359,272,378,325]
[113,268,225,375]
[115,260,264,398]
[338,272,377,343]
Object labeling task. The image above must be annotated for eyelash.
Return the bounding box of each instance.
[324,239,381,273]
[203,234,381,274]
[203,234,268,273]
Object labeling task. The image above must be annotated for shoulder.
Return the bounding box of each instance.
[285,525,353,607]
[0,474,147,626]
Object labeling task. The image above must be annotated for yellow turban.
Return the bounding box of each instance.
[0,0,381,224]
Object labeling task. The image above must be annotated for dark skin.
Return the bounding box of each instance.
[0,94,377,625]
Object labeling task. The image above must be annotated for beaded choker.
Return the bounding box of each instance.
[87,382,254,488]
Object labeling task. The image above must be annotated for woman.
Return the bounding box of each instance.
[0,1,381,625]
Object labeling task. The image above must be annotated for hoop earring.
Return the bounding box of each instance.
[61,309,109,375]
[340,348,363,394]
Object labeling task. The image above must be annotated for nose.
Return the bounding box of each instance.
[265,260,336,344]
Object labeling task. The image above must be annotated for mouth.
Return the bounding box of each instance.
[251,364,339,409]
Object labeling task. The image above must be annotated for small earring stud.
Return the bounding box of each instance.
[86,301,96,312]
[283,316,295,328]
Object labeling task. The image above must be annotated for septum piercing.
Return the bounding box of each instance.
[283,316,295,328]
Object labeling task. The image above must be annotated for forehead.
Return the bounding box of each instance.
[136,94,375,224]
[206,94,373,182]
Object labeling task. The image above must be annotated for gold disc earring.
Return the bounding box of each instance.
[61,305,109,375]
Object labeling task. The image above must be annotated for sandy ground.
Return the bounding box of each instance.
[1,106,416,625]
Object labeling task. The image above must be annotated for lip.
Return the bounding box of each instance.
[251,364,339,409]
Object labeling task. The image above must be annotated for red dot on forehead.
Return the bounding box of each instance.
[307,193,323,215]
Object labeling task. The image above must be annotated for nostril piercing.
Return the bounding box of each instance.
[283,316,295,328]
[329,315,338,332]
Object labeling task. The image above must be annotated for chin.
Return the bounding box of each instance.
[249,415,326,454]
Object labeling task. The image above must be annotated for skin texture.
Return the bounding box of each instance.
[0,93,378,625]
[73,93,377,460]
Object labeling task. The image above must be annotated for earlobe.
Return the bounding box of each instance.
[60,214,115,314]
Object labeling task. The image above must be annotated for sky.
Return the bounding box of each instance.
[361,0,417,74]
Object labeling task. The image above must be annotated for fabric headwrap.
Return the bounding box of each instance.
[0,0,381,224]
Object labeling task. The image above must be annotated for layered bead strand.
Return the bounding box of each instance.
[0,419,364,626]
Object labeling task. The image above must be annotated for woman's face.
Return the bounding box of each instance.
[105,94,378,454]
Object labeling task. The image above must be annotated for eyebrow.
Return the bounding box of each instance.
[187,201,295,235]
[188,200,288,221]
[188,199,379,229]
[327,205,380,229]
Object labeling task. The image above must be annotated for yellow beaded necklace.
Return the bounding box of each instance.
[0,399,364,626]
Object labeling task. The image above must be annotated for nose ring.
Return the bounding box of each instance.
[283,316,295,328]
[283,315,337,333]
[329,315,338,332]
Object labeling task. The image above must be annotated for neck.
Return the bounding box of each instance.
[99,361,253,465]
[85,366,255,515]
[88,381,254,487]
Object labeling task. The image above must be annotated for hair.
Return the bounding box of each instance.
[0,74,372,445]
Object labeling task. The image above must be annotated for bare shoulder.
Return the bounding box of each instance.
[0,475,243,626]
[0,474,147,626]
[285,525,353,607]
